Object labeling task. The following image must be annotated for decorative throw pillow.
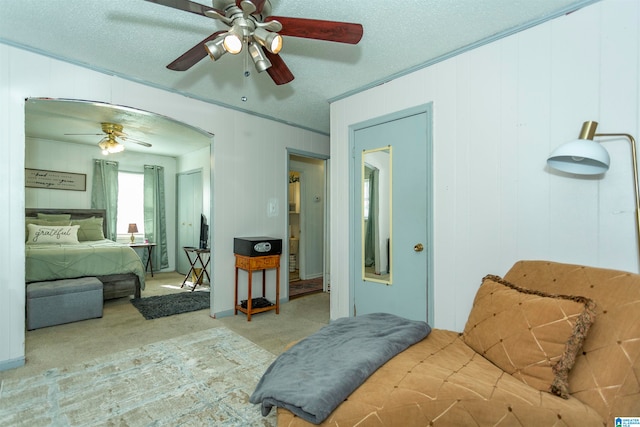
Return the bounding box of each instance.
[36,213,72,221]
[462,275,596,398]
[71,217,105,241]
[25,218,71,241]
[26,224,80,245]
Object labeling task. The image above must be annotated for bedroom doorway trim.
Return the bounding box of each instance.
[285,148,329,300]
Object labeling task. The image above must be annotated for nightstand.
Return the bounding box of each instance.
[128,242,157,276]
[234,254,280,321]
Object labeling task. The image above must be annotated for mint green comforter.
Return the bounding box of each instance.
[25,239,145,289]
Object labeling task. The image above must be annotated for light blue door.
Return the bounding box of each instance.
[352,106,431,322]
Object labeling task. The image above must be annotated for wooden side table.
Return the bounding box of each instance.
[128,242,157,277]
[234,254,280,321]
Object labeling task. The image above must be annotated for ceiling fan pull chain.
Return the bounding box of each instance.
[244,43,250,77]
[241,47,249,102]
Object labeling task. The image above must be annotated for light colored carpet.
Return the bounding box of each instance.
[3,272,328,379]
[0,327,276,426]
[0,272,329,426]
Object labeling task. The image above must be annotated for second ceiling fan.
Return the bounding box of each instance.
[145,0,364,85]
[65,122,152,155]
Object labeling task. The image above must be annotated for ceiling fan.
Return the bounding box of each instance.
[65,122,152,155]
[145,0,364,85]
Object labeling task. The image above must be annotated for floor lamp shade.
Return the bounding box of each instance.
[547,122,611,175]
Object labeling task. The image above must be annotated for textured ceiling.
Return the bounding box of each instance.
[2,0,598,155]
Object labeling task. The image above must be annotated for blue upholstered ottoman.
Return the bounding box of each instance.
[27,277,103,330]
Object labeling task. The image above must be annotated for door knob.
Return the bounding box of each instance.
[414,243,424,252]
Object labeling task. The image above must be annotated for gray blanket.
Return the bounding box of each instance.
[249,312,432,424]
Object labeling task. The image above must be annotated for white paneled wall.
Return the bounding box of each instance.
[0,38,26,372]
[331,0,640,330]
[0,44,328,370]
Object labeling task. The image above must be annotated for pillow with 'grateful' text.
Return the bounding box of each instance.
[26,224,80,245]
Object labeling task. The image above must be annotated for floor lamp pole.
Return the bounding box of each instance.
[596,132,640,266]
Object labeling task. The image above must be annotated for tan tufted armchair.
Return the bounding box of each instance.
[278,260,640,426]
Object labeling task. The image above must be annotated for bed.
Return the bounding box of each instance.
[252,260,640,426]
[25,208,144,299]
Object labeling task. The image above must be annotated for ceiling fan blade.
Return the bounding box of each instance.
[64,133,104,136]
[237,0,267,14]
[144,0,221,17]
[266,16,363,44]
[264,51,294,85]
[167,31,225,71]
[125,139,153,148]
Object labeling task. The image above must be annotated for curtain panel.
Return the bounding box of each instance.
[144,165,169,270]
[91,159,119,241]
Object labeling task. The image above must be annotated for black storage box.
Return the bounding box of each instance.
[240,297,274,309]
[234,237,282,257]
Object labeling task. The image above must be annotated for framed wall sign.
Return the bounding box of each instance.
[25,168,87,191]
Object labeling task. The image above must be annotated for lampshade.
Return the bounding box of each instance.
[98,136,124,155]
[253,27,282,54]
[547,121,611,175]
[248,42,271,73]
[204,36,226,61]
[223,30,243,54]
[128,223,138,234]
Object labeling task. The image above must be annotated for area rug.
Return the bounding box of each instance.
[130,291,210,319]
[0,327,276,426]
[289,277,323,299]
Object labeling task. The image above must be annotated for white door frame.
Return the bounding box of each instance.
[286,149,330,294]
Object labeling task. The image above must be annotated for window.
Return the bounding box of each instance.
[117,172,144,235]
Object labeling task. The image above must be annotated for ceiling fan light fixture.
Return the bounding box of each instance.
[248,42,271,73]
[223,29,243,54]
[253,27,282,54]
[205,36,227,61]
[98,136,124,155]
[151,0,364,85]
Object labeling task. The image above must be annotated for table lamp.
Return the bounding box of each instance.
[128,223,138,243]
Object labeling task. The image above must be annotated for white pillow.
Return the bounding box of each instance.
[26,224,80,245]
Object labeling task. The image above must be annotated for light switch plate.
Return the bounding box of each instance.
[267,198,279,217]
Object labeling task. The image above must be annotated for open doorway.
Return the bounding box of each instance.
[287,152,328,299]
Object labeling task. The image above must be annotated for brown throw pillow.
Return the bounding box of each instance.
[462,274,596,398]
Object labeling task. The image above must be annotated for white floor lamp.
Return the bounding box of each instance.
[547,120,640,266]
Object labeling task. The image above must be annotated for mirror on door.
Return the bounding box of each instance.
[361,145,392,284]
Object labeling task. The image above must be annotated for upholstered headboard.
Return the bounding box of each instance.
[25,208,108,238]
